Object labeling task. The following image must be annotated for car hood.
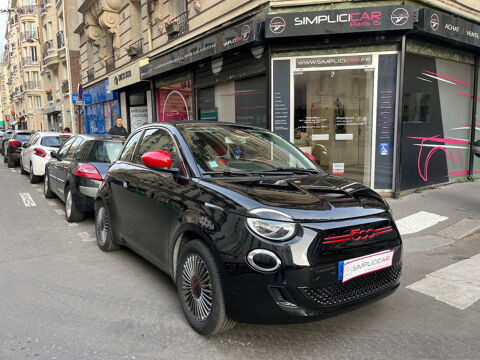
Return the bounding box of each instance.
[198,174,389,221]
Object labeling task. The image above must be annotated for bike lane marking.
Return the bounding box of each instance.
[19,193,36,207]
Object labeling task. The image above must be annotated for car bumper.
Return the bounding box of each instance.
[9,152,21,162]
[214,215,402,323]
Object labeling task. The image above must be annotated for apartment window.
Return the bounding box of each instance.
[29,96,33,109]
[35,96,41,109]
[173,0,187,17]
[31,46,37,61]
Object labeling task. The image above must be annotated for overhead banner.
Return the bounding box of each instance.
[141,20,263,79]
[418,8,480,48]
[265,5,415,38]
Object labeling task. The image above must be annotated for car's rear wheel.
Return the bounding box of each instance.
[95,204,119,251]
[3,153,7,163]
[176,240,235,336]
[44,171,55,198]
[7,155,15,168]
[65,186,85,222]
[29,163,41,184]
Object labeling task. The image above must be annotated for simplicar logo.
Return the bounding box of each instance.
[390,8,409,26]
[269,16,286,34]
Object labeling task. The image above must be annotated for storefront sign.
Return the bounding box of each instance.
[332,163,345,175]
[109,61,141,91]
[140,20,263,79]
[418,8,480,48]
[296,55,372,68]
[130,106,148,132]
[272,60,290,140]
[265,5,414,38]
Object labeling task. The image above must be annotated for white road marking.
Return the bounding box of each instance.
[407,254,480,310]
[47,201,57,206]
[396,211,448,235]
[54,209,64,215]
[19,193,36,207]
[68,223,79,227]
[78,232,95,242]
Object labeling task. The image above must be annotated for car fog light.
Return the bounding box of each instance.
[247,249,282,272]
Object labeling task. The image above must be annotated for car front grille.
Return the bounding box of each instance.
[299,263,401,307]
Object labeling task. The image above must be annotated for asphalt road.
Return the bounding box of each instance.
[0,163,479,360]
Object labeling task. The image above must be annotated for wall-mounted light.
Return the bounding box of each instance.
[251,45,264,59]
[211,57,223,76]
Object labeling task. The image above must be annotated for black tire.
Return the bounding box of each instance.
[20,158,27,175]
[29,163,41,184]
[65,186,85,222]
[3,154,7,163]
[95,203,119,251]
[7,156,15,168]
[176,240,235,336]
[44,171,55,198]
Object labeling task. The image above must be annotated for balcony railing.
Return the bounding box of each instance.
[87,69,94,82]
[43,40,54,58]
[57,31,65,49]
[22,30,38,41]
[24,81,41,90]
[166,11,189,42]
[105,57,115,73]
[62,82,69,94]
[23,57,39,66]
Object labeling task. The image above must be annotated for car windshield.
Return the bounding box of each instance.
[16,133,31,142]
[41,135,71,148]
[87,141,123,163]
[6,132,12,139]
[180,124,320,174]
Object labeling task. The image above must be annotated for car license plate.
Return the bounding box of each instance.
[338,250,394,283]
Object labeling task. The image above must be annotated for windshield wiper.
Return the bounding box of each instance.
[256,168,320,175]
[202,170,252,177]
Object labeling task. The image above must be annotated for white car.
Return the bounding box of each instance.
[20,132,72,183]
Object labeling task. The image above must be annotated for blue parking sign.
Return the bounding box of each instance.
[380,143,389,156]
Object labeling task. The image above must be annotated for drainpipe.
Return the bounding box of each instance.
[468,56,479,177]
[63,0,75,133]
[146,0,153,51]
[394,34,407,199]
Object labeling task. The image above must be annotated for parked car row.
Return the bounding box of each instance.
[2,122,403,336]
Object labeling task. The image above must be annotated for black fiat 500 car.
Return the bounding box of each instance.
[4,130,33,168]
[44,135,124,222]
[95,122,402,335]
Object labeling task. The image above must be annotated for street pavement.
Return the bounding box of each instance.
[0,164,479,360]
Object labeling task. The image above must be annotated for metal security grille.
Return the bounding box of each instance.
[300,263,401,307]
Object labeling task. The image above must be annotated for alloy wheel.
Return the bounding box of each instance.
[96,207,108,247]
[181,254,213,321]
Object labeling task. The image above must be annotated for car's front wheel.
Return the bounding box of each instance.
[65,186,85,222]
[176,240,235,336]
[95,203,119,251]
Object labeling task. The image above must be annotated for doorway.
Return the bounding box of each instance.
[294,68,374,185]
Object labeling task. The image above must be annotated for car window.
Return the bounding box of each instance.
[41,135,71,148]
[119,131,142,162]
[15,133,32,143]
[74,140,92,161]
[65,138,84,159]
[26,134,40,147]
[5,132,12,139]
[87,141,123,163]
[57,137,76,159]
[134,128,177,165]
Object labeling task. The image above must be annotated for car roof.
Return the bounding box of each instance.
[138,121,267,132]
[34,132,68,136]
[73,134,125,142]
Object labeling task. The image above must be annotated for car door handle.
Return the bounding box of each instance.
[123,180,129,189]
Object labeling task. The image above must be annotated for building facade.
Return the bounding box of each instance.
[75,0,480,196]
[0,53,12,130]
[41,0,82,132]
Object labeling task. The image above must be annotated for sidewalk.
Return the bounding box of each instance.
[386,180,480,253]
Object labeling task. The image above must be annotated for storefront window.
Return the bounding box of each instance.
[196,75,267,128]
[294,69,374,185]
[400,53,474,190]
[156,80,192,122]
[473,65,480,176]
[129,92,148,132]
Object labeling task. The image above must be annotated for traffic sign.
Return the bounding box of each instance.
[83,93,92,105]
[78,84,83,101]
[72,93,79,104]
[75,101,84,105]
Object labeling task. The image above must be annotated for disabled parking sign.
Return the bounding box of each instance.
[380,143,389,156]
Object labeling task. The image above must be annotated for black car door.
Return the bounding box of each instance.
[49,136,76,196]
[55,137,84,201]
[120,128,185,267]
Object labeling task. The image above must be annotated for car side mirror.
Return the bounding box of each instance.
[141,150,179,174]
[50,150,58,159]
[22,143,27,148]
[474,140,480,159]
[305,152,316,162]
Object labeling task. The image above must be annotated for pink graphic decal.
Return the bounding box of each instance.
[409,135,471,182]
[422,70,472,87]
[456,91,480,101]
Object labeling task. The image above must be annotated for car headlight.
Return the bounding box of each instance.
[246,218,297,241]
